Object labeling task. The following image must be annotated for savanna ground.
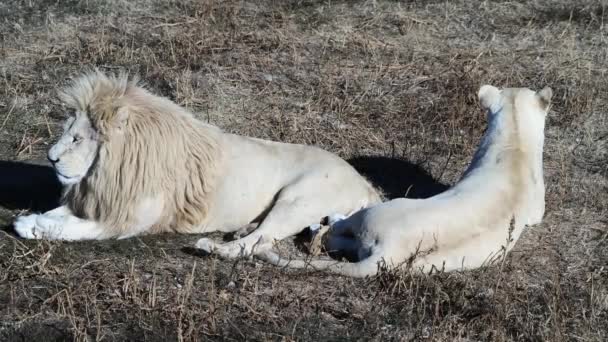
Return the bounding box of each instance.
[0,0,607,341]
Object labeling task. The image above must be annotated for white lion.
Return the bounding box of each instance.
[260,84,552,276]
[14,71,381,259]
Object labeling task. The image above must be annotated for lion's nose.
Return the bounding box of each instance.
[47,153,59,164]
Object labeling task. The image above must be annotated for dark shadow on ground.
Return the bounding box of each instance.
[0,160,62,213]
[347,156,449,200]
[0,320,74,342]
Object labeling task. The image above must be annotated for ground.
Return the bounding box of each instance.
[0,0,607,341]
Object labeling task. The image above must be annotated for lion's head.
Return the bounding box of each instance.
[50,71,135,185]
[51,70,221,235]
[47,113,99,185]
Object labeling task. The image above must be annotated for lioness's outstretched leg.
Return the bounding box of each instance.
[14,206,106,240]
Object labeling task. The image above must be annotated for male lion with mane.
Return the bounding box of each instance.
[260,84,552,276]
[14,70,381,259]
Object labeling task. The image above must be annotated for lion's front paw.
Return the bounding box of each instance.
[13,214,64,240]
[13,214,40,239]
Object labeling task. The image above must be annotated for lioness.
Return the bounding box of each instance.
[260,84,552,276]
[14,71,381,259]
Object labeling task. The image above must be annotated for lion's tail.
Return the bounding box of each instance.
[258,249,382,278]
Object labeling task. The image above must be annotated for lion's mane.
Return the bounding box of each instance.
[59,71,222,235]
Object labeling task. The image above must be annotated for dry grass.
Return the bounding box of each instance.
[0,0,607,341]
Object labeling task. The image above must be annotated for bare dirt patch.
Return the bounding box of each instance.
[1,0,607,341]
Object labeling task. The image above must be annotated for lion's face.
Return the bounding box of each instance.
[47,113,100,185]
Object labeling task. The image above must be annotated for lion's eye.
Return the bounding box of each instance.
[72,136,82,143]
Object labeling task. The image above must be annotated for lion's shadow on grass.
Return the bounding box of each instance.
[0,156,447,212]
[347,155,449,200]
[0,160,62,213]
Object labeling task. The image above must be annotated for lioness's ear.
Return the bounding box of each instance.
[478,85,501,110]
[537,87,553,110]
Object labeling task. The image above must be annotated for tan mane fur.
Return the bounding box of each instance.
[59,71,222,235]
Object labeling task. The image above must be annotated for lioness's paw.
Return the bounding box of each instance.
[195,238,218,253]
[13,214,40,239]
[327,213,348,226]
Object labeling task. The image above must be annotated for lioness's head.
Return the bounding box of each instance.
[478,84,552,121]
[49,71,132,185]
[478,84,552,142]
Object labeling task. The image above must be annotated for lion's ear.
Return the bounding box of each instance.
[115,107,129,131]
[478,85,501,111]
[537,87,552,111]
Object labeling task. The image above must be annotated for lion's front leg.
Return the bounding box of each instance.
[14,206,106,240]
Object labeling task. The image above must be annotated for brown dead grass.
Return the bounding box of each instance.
[1,0,607,341]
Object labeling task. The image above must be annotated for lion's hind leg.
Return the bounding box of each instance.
[195,197,319,258]
[232,222,260,239]
[195,169,375,259]
[195,188,359,259]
